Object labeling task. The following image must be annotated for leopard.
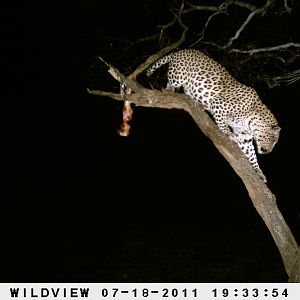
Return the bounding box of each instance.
[146,49,280,182]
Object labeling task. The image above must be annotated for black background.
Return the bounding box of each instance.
[3,0,300,282]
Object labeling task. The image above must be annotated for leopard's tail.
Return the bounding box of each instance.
[146,53,173,76]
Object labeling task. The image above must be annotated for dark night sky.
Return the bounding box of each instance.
[3,0,300,282]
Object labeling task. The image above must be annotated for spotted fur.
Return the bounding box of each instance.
[146,49,280,182]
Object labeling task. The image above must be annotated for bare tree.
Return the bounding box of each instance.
[88,0,300,281]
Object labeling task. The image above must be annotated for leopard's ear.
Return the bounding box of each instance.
[272,125,281,134]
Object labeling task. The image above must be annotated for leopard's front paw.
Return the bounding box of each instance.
[256,169,267,183]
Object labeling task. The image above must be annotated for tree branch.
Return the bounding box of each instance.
[223,0,275,48]
[223,9,263,48]
[289,246,300,282]
[260,68,300,88]
[186,0,257,47]
[230,42,300,54]
[184,0,257,14]
[184,0,296,56]
[129,1,188,80]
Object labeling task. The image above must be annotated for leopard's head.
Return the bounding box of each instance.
[254,125,281,154]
